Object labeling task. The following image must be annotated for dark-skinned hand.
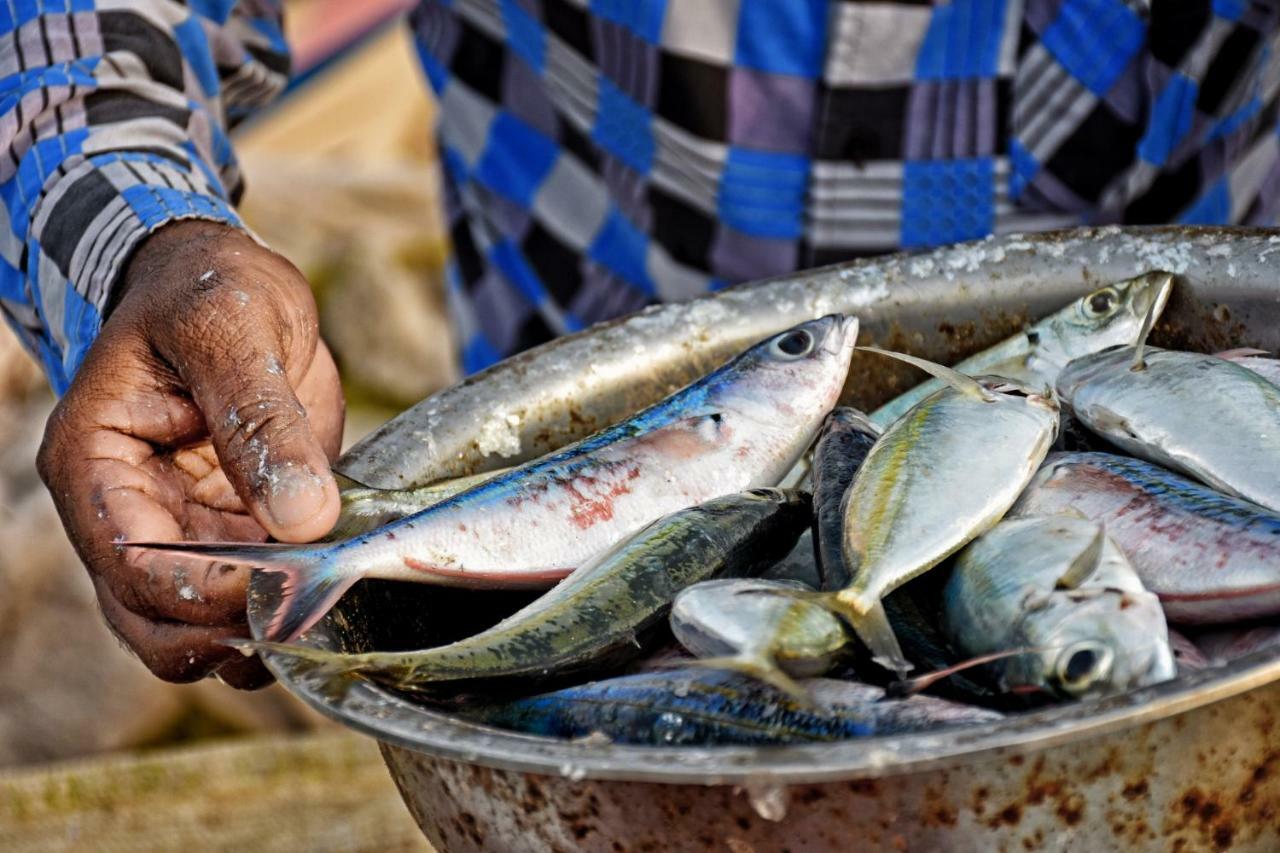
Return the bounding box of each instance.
[37,220,344,688]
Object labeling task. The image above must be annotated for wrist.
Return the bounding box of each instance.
[107,219,254,320]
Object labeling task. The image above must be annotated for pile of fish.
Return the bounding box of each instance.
[136,270,1280,748]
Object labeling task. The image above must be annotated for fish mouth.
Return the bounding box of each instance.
[819,314,860,357]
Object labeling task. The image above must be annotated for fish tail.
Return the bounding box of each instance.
[127,540,356,642]
[841,597,914,677]
[688,655,811,702]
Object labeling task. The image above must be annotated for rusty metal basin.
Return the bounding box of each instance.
[250,227,1280,851]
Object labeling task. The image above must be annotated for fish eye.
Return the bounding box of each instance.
[772,329,814,358]
[1056,642,1113,693]
[1064,649,1098,682]
[1085,288,1118,317]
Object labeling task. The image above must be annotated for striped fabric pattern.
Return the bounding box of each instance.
[418,0,1280,375]
[0,0,287,392]
[5,1,1280,388]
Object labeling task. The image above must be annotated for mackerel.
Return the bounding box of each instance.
[1056,345,1280,512]
[464,669,1002,746]
[870,272,1173,428]
[944,516,1175,698]
[815,351,1059,674]
[1011,452,1280,623]
[810,408,880,590]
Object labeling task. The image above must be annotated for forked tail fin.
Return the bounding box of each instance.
[126,541,356,642]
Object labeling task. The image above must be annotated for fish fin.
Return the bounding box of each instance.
[1215,347,1271,359]
[857,346,994,402]
[325,514,391,541]
[332,470,379,491]
[226,639,373,701]
[687,655,811,702]
[1130,275,1168,371]
[228,639,354,678]
[844,599,914,677]
[1055,524,1107,590]
[590,412,730,465]
[127,541,355,642]
[326,503,399,541]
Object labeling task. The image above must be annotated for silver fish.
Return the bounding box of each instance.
[1056,345,1280,512]
[811,351,1060,674]
[870,272,1173,429]
[1011,452,1280,623]
[137,316,859,641]
[669,578,850,696]
[944,516,1176,699]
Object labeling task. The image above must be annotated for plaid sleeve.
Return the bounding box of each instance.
[0,1,290,393]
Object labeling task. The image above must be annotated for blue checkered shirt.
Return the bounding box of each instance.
[5,1,1280,390]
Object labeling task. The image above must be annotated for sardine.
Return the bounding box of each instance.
[1056,345,1280,512]
[810,408,881,590]
[669,579,850,696]
[1011,452,1280,623]
[816,351,1059,674]
[236,490,810,688]
[870,272,1173,429]
[1215,349,1280,388]
[463,669,1002,746]
[137,316,858,641]
[944,516,1175,698]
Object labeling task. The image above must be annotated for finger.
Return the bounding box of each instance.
[94,576,244,683]
[295,339,344,462]
[174,305,339,543]
[70,455,254,625]
[213,653,276,690]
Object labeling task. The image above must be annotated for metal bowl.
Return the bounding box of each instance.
[250,227,1280,851]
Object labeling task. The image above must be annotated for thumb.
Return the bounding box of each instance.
[183,328,340,543]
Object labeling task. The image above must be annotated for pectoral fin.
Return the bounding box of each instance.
[857,346,994,402]
[1055,525,1107,590]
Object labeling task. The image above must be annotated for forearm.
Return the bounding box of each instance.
[0,1,290,392]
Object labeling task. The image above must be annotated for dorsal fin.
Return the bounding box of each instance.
[1055,524,1107,589]
[1130,273,1170,372]
[857,346,994,402]
[332,470,378,491]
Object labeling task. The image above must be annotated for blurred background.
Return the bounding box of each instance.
[0,1,449,847]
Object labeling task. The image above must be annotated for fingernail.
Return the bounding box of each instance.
[264,464,329,531]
